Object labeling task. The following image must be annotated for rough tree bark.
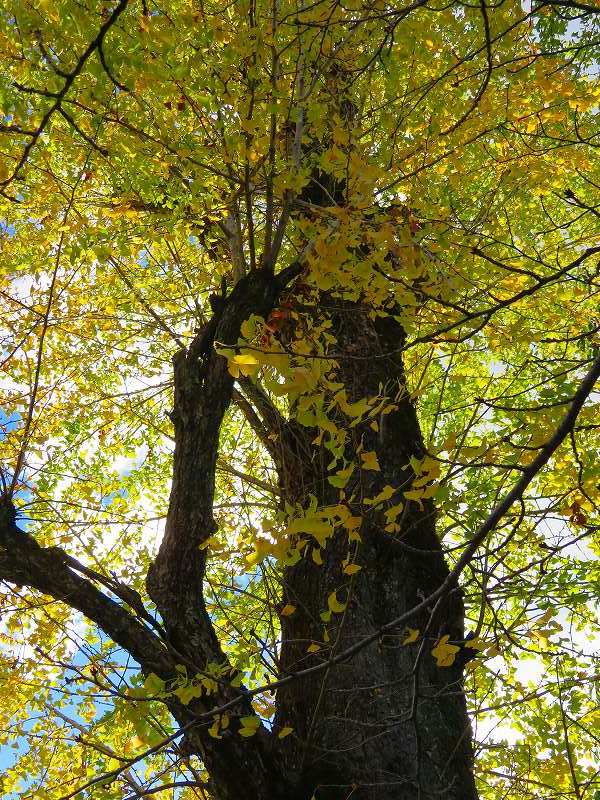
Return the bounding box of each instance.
[266,89,478,797]
[273,303,477,799]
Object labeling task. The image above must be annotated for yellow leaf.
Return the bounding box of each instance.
[228,352,259,378]
[361,451,380,471]
[240,315,263,339]
[343,563,361,575]
[431,635,460,667]
[365,485,396,506]
[312,547,323,565]
[384,503,404,523]
[328,464,354,488]
[278,726,293,738]
[345,515,362,541]
[327,591,346,614]
[403,628,420,645]
[281,604,296,617]
[464,637,486,651]
[416,456,441,481]
[404,488,425,501]
[307,642,321,653]
[246,537,273,566]
[442,432,457,451]
[238,715,261,737]
[536,608,555,626]
[287,516,334,546]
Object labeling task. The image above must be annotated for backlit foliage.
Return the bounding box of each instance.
[0,0,599,797]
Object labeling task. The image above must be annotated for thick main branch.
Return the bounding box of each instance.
[0,502,173,678]
[146,265,300,645]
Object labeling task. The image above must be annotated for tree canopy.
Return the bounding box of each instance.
[0,0,599,798]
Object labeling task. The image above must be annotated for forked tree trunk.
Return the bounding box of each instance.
[142,270,478,800]
[0,275,479,800]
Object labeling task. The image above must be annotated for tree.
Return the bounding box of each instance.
[0,0,599,797]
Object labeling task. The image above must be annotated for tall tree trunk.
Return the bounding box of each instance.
[273,302,478,800]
